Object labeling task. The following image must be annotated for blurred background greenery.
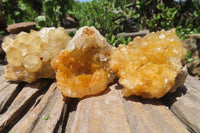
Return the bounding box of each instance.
[1,0,200,45]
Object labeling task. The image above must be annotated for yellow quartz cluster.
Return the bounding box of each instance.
[110,29,186,98]
[51,26,115,98]
[2,27,71,83]
[2,26,186,99]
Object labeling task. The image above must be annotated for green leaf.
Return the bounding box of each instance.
[187,58,194,62]
[14,11,20,16]
[111,35,116,43]
[2,0,8,2]
[157,3,165,10]
[185,51,192,60]
[194,11,200,18]
[42,115,50,120]
[36,16,46,22]
[161,21,166,27]
[45,0,54,2]
[36,16,46,29]
[127,37,132,44]
[146,19,152,27]
[156,14,160,19]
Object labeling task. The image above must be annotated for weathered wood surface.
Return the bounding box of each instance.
[0,80,23,113]
[116,30,149,39]
[9,82,66,133]
[0,65,5,75]
[6,22,36,34]
[0,74,199,133]
[69,84,189,133]
[0,79,51,132]
[187,34,200,39]
[162,75,200,133]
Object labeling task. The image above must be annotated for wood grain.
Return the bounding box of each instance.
[162,75,200,133]
[0,80,50,132]
[9,82,57,133]
[0,74,199,133]
[42,92,65,133]
[0,82,21,113]
[9,82,68,133]
[69,83,189,133]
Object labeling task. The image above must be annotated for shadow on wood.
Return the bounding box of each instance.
[161,85,187,107]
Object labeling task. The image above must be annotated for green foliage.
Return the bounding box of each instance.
[0,30,6,37]
[134,0,161,29]
[2,0,200,43]
[36,16,46,29]
[36,0,70,28]
[68,0,121,35]
[36,0,67,28]
[185,51,194,62]
[175,7,200,39]
[132,0,200,40]
[68,31,76,38]
[145,3,178,31]
[68,0,136,46]
[1,0,75,28]
[1,0,39,24]
[192,0,200,11]
[106,34,132,47]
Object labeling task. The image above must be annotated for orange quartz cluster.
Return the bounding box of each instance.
[51,26,115,98]
[2,27,71,83]
[110,29,186,98]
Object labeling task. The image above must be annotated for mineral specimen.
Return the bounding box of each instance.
[2,27,71,83]
[51,26,115,98]
[110,29,187,98]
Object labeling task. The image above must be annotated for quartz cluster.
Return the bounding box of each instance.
[110,29,187,98]
[51,26,115,98]
[3,26,187,99]
[2,27,71,83]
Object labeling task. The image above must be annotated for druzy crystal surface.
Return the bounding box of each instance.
[2,27,71,83]
[110,29,186,98]
[51,26,115,98]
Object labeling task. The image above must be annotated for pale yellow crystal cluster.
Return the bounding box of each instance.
[2,26,186,99]
[2,27,71,83]
[51,26,115,98]
[110,29,186,98]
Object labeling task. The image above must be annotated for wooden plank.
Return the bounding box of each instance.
[0,80,50,132]
[42,92,65,133]
[0,65,4,76]
[0,76,21,113]
[0,82,23,113]
[69,83,189,133]
[65,109,76,133]
[37,86,68,133]
[162,75,200,133]
[65,99,79,133]
[0,76,26,113]
[122,97,188,133]
[116,30,149,39]
[0,80,10,93]
[70,86,131,133]
[9,82,57,133]
[0,74,6,83]
[53,103,69,133]
[9,82,68,133]
[187,34,200,39]
[31,85,66,133]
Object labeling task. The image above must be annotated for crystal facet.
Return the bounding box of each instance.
[3,27,71,83]
[110,29,186,98]
[51,26,115,98]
